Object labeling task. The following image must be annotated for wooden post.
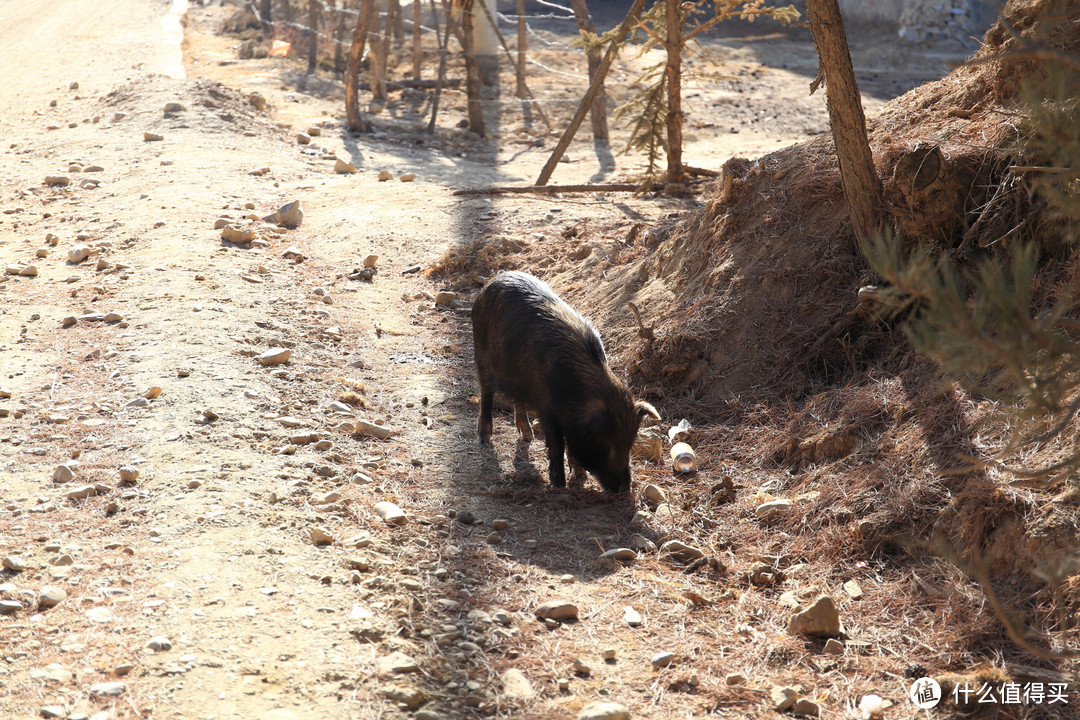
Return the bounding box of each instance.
[307,0,320,74]
[390,0,405,44]
[515,0,527,99]
[461,0,486,135]
[569,0,608,142]
[475,0,551,129]
[427,0,449,133]
[332,0,346,78]
[260,0,273,29]
[371,2,392,101]
[664,0,683,182]
[412,0,423,80]
[536,0,648,186]
[807,0,883,243]
[346,0,376,131]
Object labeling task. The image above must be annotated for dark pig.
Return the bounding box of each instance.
[472,271,660,492]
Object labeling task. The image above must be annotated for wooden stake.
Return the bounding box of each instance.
[569,0,608,142]
[460,0,486,135]
[535,0,649,186]
[307,0,320,74]
[426,0,450,134]
[807,0,883,244]
[474,0,551,129]
[515,0,527,99]
[412,0,423,80]
[346,0,377,131]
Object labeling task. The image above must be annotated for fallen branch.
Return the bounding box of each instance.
[453,181,706,195]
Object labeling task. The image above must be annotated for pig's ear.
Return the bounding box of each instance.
[635,401,660,423]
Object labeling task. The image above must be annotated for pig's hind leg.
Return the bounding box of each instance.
[514,403,533,441]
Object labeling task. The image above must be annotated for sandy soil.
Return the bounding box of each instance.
[0,2,974,719]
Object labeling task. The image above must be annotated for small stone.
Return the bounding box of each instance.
[296,132,311,145]
[353,419,394,439]
[602,648,616,660]
[571,658,593,676]
[0,387,10,398]
[257,348,292,366]
[725,673,746,685]
[310,527,335,545]
[143,132,163,142]
[399,173,416,182]
[142,386,162,399]
[377,651,419,675]
[275,200,303,228]
[36,248,50,258]
[40,706,65,718]
[363,254,378,268]
[643,483,667,505]
[66,485,98,500]
[653,503,678,523]
[147,636,172,651]
[52,464,75,483]
[577,701,630,720]
[486,531,502,544]
[534,600,578,621]
[68,245,92,263]
[334,158,356,174]
[756,498,794,520]
[248,92,267,110]
[623,606,642,626]
[434,291,459,307]
[659,540,705,562]
[177,368,191,377]
[843,579,864,600]
[17,265,38,276]
[628,534,657,552]
[114,664,135,676]
[793,699,820,717]
[558,574,576,584]
[600,548,637,562]
[771,686,800,712]
[221,224,255,244]
[282,246,304,261]
[39,586,67,608]
[651,651,675,668]
[373,501,407,526]
[501,668,535,701]
[164,102,185,113]
[823,638,844,655]
[44,175,71,186]
[378,170,393,182]
[126,398,149,408]
[89,681,127,697]
[0,600,23,614]
[118,466,139,483]
[858,694,884,719]
[381,684,426,710]
[787,595,844,638]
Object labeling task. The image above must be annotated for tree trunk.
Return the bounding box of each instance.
[461,0,486,135]
[390,0,405,44]
[535,0,648,185]
[806,0,883,244]
[307,0,319,74]
[412,0,423,80]
[260,0,272,28]
[569,0,608,142]
[332,0,346,78]
[345,0,376,131]
[515,0,527,98]
[371,0,393,101]
[426,0,449,133]
[664,0,683,182]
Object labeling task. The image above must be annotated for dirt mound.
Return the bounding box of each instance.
[99,75,272,137]
[540,0,1080,596]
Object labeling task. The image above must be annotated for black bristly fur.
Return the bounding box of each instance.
[472,271,659,493]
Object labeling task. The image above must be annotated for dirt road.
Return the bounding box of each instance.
[0,2,969,719]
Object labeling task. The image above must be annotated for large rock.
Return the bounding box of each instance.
[786,595,844,638]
